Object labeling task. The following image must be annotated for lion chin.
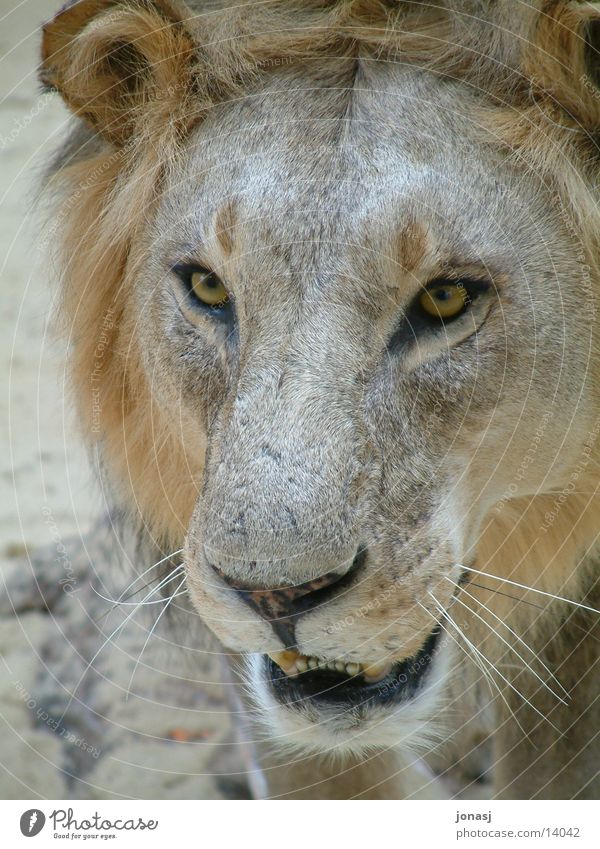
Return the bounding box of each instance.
[245,629,453,757]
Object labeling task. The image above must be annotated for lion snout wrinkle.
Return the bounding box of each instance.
[197,390,370,588]
[199,468,363,588]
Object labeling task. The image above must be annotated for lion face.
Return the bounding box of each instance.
[42,0,600,754]
[130,64,596,749]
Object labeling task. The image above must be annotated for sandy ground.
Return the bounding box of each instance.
[0,0,242,800]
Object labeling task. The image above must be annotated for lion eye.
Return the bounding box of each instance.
[189,269,229,308]
[419,282,468,320]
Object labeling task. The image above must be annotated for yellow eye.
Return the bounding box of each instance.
[190,270,229,307]
[419,282,468,319]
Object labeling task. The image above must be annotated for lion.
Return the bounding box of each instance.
[39,0,600,799]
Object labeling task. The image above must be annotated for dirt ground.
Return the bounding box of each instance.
[0,0,244,800]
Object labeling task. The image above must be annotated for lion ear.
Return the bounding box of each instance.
[523,1,600,132]
[40,0,198,146]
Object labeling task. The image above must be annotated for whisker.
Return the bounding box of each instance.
[464,566,600,615]
[449,577,570,697]
[125,575,188,701]
[416,601,525,795]
[417,601,501,704]
[92,548,184,625]
[92,585,187,607]
[115,549,184,601]
[435,609,530,741]
[92,574,183,626]
[445,577,568,704]
[467,581,548,612]
[419,600,530,739]
[58,566,186,723]
[430,591,559,733]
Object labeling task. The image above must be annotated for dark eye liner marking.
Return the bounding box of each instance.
[388,277,491,353]
[171,263,233,321]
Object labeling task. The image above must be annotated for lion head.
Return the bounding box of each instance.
[41,0,600,756]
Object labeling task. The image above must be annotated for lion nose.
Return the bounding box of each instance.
[211,549,365,647]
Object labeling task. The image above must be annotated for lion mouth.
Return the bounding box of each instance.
[264,624,443,707]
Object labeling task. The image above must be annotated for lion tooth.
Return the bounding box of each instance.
[269,650,299,666]
[268,652,394,682]
[363,662,393,683]
[268,650,300,674]
[295,656,308,673]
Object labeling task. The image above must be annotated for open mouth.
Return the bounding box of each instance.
[265,624,442,708]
